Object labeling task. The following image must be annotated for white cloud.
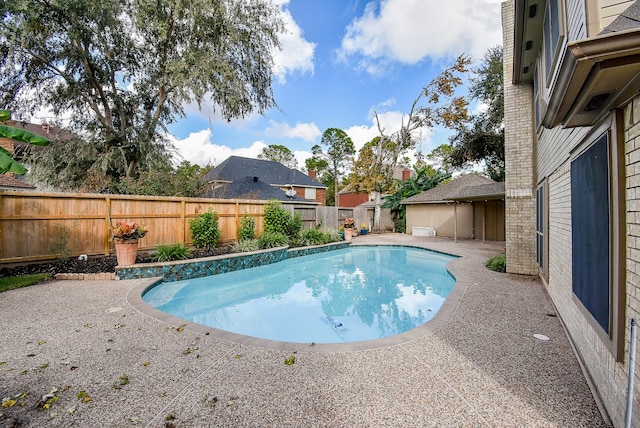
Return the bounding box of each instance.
[338,0,503,73]
[265,120,321,142]
[272,5,316,84]
[168,129,267,167]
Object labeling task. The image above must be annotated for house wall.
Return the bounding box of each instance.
[292,186,326,206]
[338,192,369,208]
[503,0,538,275]
[405,203,474,239]
[504,1,640,426]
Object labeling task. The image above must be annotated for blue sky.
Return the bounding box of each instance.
[168,0,504,170]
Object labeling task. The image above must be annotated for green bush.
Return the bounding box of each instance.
[190,209,221,249]
[238,215,256,240]
[299,228,328,246]
[153,243,192,262]
[232,239,260,253]
[263,200,302,240]
[258,231,288,249]
[394,215,406,233]
[324,228,342,243]
[486,254,506,273]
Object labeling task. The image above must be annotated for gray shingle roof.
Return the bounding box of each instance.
[204,176,310,202]
[400,173,495,204]
[0,174,36,190]
[201,156,325,188]
[450,182,505,201]
[600,1,640,34]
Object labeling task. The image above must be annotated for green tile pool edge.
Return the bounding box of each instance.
[115,241,351,282]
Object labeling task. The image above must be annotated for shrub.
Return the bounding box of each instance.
[324,228,342,243]
[190,209,221,249]
[486,254,506,273]
[238,215,256,240]
[232,239,260,253]
[258,231,288,249]
[263,200,301,240]
[153,243,192,262]
[394,215,406,233]
[299,228,328,246]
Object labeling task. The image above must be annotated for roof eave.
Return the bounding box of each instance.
[543,28,640,128]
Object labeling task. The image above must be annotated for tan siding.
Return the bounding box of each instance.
[599,0,635,29]
[405,203,474,239]
[536,126,590,180]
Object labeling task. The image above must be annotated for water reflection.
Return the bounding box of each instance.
[143,246,455,343]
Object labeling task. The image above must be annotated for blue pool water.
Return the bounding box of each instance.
[143,246,456,344]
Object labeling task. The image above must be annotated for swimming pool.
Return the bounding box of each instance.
[142,245,456,344]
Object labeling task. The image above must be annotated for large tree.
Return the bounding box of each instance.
[312,128,355,206]
[258,144,298,169]
[449,46,504,181]
[0,0,283,190]
[365,55,470,230]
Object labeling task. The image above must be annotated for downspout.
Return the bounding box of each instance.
[625,318,637,428]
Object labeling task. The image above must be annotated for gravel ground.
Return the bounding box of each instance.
[0,235,608,427]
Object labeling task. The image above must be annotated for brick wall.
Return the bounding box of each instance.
[502,1,538,275]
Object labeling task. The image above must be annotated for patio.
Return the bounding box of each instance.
[0,234,607,427]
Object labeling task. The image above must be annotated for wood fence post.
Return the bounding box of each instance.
[104,197,112,255]
[181,200,186,245]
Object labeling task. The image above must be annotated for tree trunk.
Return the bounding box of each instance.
[373,191,382,232]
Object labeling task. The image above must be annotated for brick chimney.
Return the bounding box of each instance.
[402,169,411,181]
[42,123,50,134]
[308,169,317,180]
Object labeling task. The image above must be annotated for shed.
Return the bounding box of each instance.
[401,174,505,241]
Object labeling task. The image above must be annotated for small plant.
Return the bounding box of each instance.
[360,222,368,230]
[343,218,355,229]
[486,254,506,273]
[258,231,288,249]
[232,239,260,253]
[190,209,221,249]
[111,222,148,241]
[299,228,328,246]
[238,214,256,240]
[324,228,342,243]
[153,243,192,262]
[47,221,76,261]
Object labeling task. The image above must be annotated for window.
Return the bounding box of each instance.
[304,187,316,200]
[543,0,564,81]
[570,119,625,361]
[571,134,610,333]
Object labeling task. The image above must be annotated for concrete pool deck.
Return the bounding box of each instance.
[0,234,608,427]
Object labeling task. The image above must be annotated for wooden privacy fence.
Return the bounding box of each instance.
[0,191,393,264]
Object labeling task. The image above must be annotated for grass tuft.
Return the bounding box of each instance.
[0,273,52,293]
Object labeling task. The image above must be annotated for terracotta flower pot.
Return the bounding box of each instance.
[344,229,352,241]
[114,239,139,266]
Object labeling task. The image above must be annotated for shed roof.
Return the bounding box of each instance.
[202,156,325,189]
[450,181,505,201]
[400,173,495,204]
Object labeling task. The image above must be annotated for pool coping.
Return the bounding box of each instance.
[127,243,468,353]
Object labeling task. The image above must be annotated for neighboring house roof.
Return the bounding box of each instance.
[202,156,326,189]
[3,121,76,158]
[401,173,495,204]
[0,175,36,191]
[204,176,311,203]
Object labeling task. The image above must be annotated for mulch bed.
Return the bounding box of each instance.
[0,246,234,278]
